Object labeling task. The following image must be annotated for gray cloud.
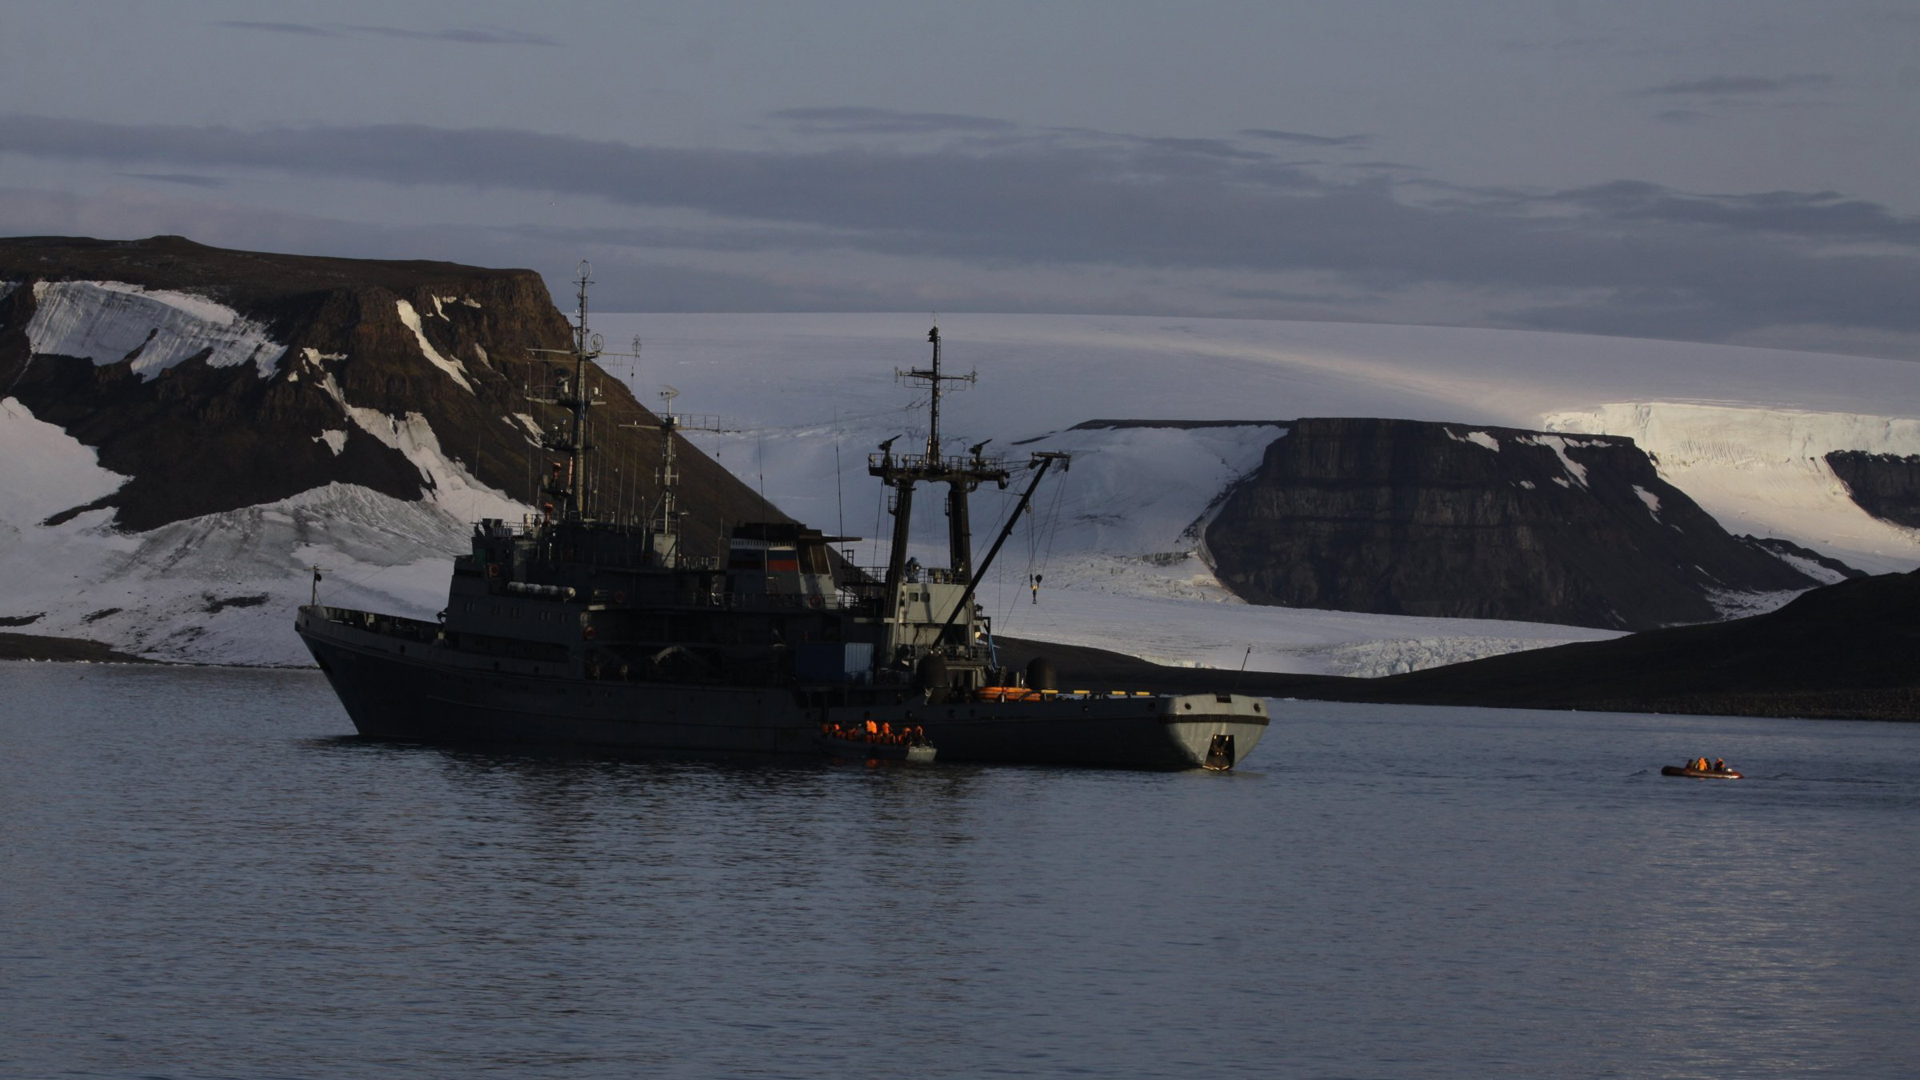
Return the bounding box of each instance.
[4,112,1918,349]
[1496,32,1748,60]
[215,21,341,38]
[1547,181,1920,244]
[1116,134,1270,161]
[345,24,559,46]
[1640,74,1833,96]
[770,107,1018,135]
[216,20,557,45]
[1238,128,1373,149]
[1220,286,1378,306]
[121,172,228,189]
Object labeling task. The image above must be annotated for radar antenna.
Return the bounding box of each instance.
[620,383,728,567]
[896,324,976,462]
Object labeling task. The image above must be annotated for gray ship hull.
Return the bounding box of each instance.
[297,607,1269,770]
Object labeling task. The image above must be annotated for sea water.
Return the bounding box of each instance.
[3,661,1916,1079]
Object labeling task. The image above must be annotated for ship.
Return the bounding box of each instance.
[295,268,1271,769]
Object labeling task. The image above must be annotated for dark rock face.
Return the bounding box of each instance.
[1826,451,1920,529]
[1321,567,1920,720]
[1737,535,1866,581]
[0,235,783,549]
[1205,417,1819,631]
[1000,569,1920,722]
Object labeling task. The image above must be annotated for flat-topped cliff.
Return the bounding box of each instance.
[1205,417,1822,631]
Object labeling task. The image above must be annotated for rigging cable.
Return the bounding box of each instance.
[870,469,887,572]
[1026,459,1071,608]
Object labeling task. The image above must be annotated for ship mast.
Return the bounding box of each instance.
[646,387,726,565]
[527,261,603,521]
[884,325,1000,581]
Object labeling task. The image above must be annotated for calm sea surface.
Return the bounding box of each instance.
[3,661,1917,1079]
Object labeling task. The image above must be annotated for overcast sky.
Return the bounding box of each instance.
[5,0,1920,360]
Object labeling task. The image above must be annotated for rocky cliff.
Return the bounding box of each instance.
[1826,450,1920,529]
[0,235,780,546]
[1205,417,1821,631]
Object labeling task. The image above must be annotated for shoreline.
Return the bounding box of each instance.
[0,631,156,664]
[9,629,1910,724]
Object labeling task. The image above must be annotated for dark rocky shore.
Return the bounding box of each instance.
[1004,567,1920,722]
[0,631,151,663]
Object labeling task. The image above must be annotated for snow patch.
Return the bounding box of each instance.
[1704,588,1808,622]
[313,370,526,523]
[2,388,529,663]
[0,481,485,665]
[26,280,286,379]
[1760,550,1852,587]
[1515,434,1589,487]
[1633,484,1662,520]
[315,430,347,455]
[1446,429,1500,452]
[0,397,131,525]
[1310,636,1593,679]
[394,299,473,392]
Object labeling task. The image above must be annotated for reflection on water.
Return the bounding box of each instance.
[3,661,1917,1079]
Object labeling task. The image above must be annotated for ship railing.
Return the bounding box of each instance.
[310,605,443,643]
[473,518,539,538]
[844,565,966,586]
[867,452,1010,474]
[716,592,842,612]
[839,577,889,603]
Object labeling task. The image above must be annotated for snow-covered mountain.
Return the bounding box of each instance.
[0,237,782,664]
[5,241,1917,672]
